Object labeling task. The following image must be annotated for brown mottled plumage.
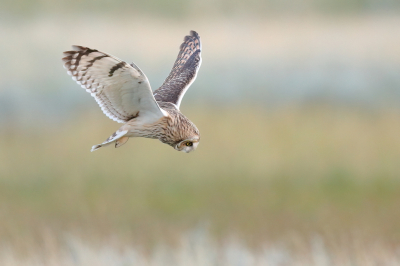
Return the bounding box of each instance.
[62,31,202,153]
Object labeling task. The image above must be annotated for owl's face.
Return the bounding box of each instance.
[175,137,200,153]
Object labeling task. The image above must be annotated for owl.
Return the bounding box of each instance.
[62,31,202,153]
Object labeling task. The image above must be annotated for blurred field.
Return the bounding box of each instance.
[1,105,400,264]
[2,14,400,125]
[2,0,400,263]
[2,0,399,18]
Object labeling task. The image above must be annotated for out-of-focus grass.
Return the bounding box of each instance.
[3,0,399,18]
[2,232,400,266]
[1,105,400,254]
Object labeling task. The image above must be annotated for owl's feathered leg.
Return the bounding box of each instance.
[91,130,129,152]
[115,136,129,148]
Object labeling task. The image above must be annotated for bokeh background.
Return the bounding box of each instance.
[1,0,400,265]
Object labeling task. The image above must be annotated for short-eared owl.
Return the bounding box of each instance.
[62,31,201,153]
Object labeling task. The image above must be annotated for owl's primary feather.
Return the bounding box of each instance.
[62,47,167,123]
[62,31,202,153]
[153,30,202,108]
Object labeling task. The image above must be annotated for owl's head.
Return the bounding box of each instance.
[175,137,200,153]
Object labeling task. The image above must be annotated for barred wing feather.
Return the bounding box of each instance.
[153,31,202,109]
[62,46,167,123]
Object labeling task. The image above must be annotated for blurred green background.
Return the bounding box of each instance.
[1,0,400,264]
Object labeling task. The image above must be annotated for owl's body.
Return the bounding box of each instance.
[62,31,202,153]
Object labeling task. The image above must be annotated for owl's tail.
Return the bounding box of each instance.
[91,130,129,152]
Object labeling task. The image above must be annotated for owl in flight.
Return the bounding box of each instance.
[62,31,201,153]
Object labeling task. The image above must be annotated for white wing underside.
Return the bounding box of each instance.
[63,46,167,124]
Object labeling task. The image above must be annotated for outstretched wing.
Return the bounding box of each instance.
[153,30,202,109]
[62,46,167,123]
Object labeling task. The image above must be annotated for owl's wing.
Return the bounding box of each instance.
[62,46,167,123]
[153,31,202,109]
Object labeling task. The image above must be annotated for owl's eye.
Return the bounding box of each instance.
[185,142,193,146]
